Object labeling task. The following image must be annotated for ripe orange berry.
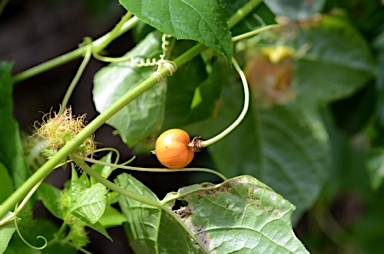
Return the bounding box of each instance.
[154,129,194,169]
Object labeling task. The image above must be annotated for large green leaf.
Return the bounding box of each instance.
[293,15,375,105]
[93,32,166,147]
[117,173,203,254]
[119,0,233,60]
[164,175,309,253]
[0,62,29,188]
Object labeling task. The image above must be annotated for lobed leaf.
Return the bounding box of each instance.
[119,0,233,60]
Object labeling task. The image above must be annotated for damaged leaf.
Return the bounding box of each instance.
[163,175,309,253]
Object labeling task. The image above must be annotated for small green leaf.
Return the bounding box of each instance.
[0,62,29,188]
[119,0,233,60]
[93,32,166,147]
[72,183,108,224]
[98,206,127,228]
[0,163,14,204]
[0,222,16,254]
[163,175,309,253]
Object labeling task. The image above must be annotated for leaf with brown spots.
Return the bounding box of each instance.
[163,175,309,253]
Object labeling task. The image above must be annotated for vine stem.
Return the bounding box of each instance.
[0,179,43,226]
[72,154,227,181]
[232,24,282,42]
[60,49,92,113]
[0,0,262,219]
[200,57,249,148]
[12,14,139,83]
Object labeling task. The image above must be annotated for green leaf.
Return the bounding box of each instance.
[0,163,14,204]
[163,175,309,253]
[93,32,166,147]
[98,206,127,228]
[37,183,63,219]
[0,222,16,254]
[117,174,203,254]
[186,76,330,223]
[0,62,29,188]
[119,0,233,60]
[293,15,375,105]
[72,183,108,224]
